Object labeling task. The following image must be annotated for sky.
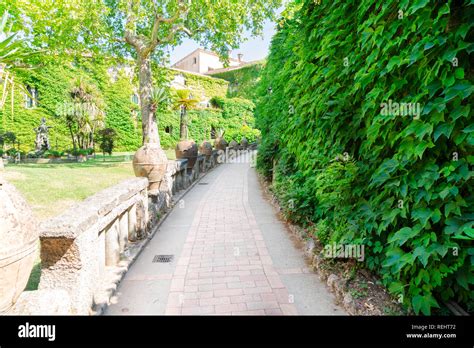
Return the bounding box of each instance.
[167,16,279,66]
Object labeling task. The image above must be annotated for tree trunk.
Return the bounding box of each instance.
[179,105,188,140]
[138,55,160,145]
[68,125,76,150]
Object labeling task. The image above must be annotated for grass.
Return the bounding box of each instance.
[25,248,41,291]
[4,150,178,219]
[4,153,133,219]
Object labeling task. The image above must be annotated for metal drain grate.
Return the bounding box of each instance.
[198,182,209,185]
[153,255,174,263]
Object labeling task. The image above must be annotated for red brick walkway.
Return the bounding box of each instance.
[164,165,299,315]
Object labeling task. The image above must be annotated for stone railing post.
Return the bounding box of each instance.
[38,178,148,314]
[105,220,120,266]
[128,204,137,242]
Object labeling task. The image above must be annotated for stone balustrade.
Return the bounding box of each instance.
[38,177,149,314]
[29,152,220,315]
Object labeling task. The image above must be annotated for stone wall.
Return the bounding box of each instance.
[13,152,219,315]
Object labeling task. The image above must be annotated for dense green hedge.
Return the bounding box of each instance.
[256,0,473,314]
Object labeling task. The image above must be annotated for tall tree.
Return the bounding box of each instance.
[106,0,281,145]
[1,0,282,147]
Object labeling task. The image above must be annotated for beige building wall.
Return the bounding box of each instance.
[173,49,243,74]
[173,50,201,73]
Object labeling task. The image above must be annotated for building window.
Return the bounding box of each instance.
[165,126,173,134]
[193,57,197,64]
[25,85,38,108]
[131,93,139,104]
[210,126,216,139]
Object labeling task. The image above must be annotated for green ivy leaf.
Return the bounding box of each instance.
[386,56,401,72]
[456,271,469,290]
[413,246,430,267]
[389,227,418,246]
[409,0,430,15]
[434,123,454,141]
[412,294,439,315]
[412,208,432,227]
[454,68,465,79]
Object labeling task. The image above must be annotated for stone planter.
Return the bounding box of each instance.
[240,137,249,149]
[214,136,228,151]
[133,143,168,193]
[176,140,198,169]
[0,177,38,313]
[229,140,239,149]
[199,141,213,158]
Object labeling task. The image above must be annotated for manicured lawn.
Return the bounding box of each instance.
[4,156,134,220]
[4,150,177,220]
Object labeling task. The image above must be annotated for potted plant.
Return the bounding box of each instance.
[132,87,169,193]
[173,90,199,169]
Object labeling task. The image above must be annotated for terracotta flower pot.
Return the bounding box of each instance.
[175,140,198,169]
[133,143,168,192]
[199,141,213,157]
[0,177,38,313]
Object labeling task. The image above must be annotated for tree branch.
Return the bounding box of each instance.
[125,0,139,50]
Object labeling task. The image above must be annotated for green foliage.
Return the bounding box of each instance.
[210,96,255,122]
[104,73,141,151]
[211,61,265,100]
[257,0,474,315]
[226,124,261,144]
[0,131,16,147]
[157,108,257,148]
[42,149,64,158]
[0,59,140,152]
[168,69,229,100]
[70,148,90,157]
[0,58,258,152]
[98,128,117,156]
[59,76,106,150]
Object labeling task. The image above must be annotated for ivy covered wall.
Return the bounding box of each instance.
[168,68,229,100]
[0,57,255,153]
[211,61,264,100]
[256,0,473,314]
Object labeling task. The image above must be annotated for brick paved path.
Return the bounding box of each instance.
[106,158,343,315]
